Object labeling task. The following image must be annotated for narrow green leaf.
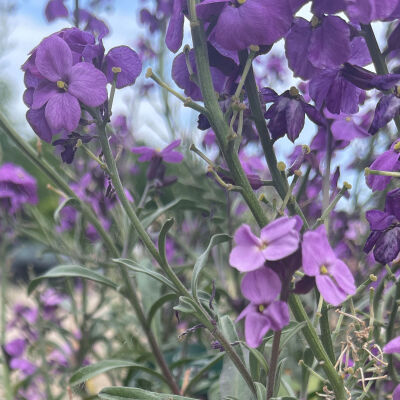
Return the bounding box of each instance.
[255,382,266,400]
[239,341,269,376]
[69,360,168,387]
[114,258,177,293]
[279,321,307,350]
[173,296,197,314]
[158,218,175,266]
[146,293,177,327]
[99,387,198,400]
[273,357,287,397]
[28,265,118,295]
[219,316,245,362]
[191,233,231,301]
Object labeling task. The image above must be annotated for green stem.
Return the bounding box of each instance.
[266,330,282,399]
[386,278,400,382]
[365,168,400,178]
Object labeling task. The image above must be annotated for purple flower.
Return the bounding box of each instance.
[0,163,38,214]
[132,139,184,164]
[345,0,400,24]
[197,0,293,51]
[312,0,346,14]
[302,225,356,306]
[229,216,301,272]
[394,384,400,400]
[364,188,400,265]
[262,86,324,142]
[285,16,351,80]
[103,46,142,88]
[383,335,400,354]
[76,9,109,39]
[166,0,186,52]
[4,339,26,358]
[30,35,107,134]
[53,132,96,163]
[366,140,400,191]
[45,0,68,22]
[10,358,37,376]
[369,93,400,134]
[237,268,289,348]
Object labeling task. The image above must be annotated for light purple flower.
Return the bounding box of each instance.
[229,216,301,272]
[31,35,107,133]
[394,384,400,400]
[302,225,356,306]
[10,358,37,376]
[237,268,289,348]
[4,338,26,358]
[131,139,184,164]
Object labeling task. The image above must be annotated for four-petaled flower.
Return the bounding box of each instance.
[302,225,356,306]
[237,268,290,348]
[229,216,301,272]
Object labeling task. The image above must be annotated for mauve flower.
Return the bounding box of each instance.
[302,225,356,306]
[366,140,400,191]
[53,132,96,163]
[10,358,37,375]
[237,268,289,347]
[196,0,292,51]
[4,339,26,358]
[30,35,107,134]
[0,163,38,214]
[76,9,109,39]
[45,0,68,22]
[364,188,400,264]
[229,216,301,272]
[394,384,400,400]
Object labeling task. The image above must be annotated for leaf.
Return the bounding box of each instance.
[184,353,224,394]
[114,258,177,293]
[98,387,198,400]
[279,321,307,350]
[273,357,287,397]
[270,398,298,400]
[173,296,197,314]
[28,265,118,295]
[191,233,231,301]
[69,360,168,387]
[146,293,177,327]
[158,218,175,265]
[219,316,245,362]
[239,342,269,377]
[255,382,266,400]
[53,197,79,223]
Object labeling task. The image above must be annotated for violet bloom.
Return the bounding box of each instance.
[369,92,400,134]
[302,225,356,306]
[131,139,184,180]
[196,0,293,51]
[261,86,324,142]
[364,188,400,265]
[345,0,400,24]
[366,140,400,191]
[166,0,186,52]
[383,335,400,354]
[31,35,107,134]
[4,338,26,358]
[0,163,38,214]
[237,268,289,348]
[45,0,68,22]
[229,216,301,272]
[10,358,37,376]
[394,385,400,400]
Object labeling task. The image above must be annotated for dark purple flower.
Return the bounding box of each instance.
[30,35,107,134]
[166,0,186,52]
[302,225,356,306]
[53,132,96,163]
[369,93,400,134]
[366,140,400,191]
[285,16,351,80]
[229,217,301,272]
[132,139,184,164]
[76,9,109,39]
[345,0,400,24]
[103,46,142,88]
[197,0,293,51]
[237,268,289,347]
[364,188,400,264]
[262,86,324,142]
[45,0,68,22]
[312,0,346,14]
[0,163,38,214]
[4,339,26,358]
[140,9,160,33]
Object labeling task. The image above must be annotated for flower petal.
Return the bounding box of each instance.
[316,274,348,306]
[383,336,400,354]
[45,92,81,133]
[241,268,281,304]
[35,35,72,82]
[244,312,271,348]
[104,46,142,88]
[26,107,54,143]
[366,149,399,191]
[229,245,266,272]
[32,80,58,109]
[264,301,290,331]
[68,62,108,107]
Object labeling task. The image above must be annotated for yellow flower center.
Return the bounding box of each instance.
[57,80,66,90]
[320,265,328,275]
[394,141,400,152]
[258,304,265,312]
[345,116,352,122]
[289,86,299,97]
[237,0,246,4]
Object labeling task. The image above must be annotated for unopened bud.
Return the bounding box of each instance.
[343,181,352,190]
[369,274,377,282]
[277,161,286,171]
[145,67,153,78]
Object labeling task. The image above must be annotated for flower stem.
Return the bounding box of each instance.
[365,167,400,177]
[266,330,282,399]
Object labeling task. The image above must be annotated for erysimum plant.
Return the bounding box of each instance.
[1,0,400,399]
